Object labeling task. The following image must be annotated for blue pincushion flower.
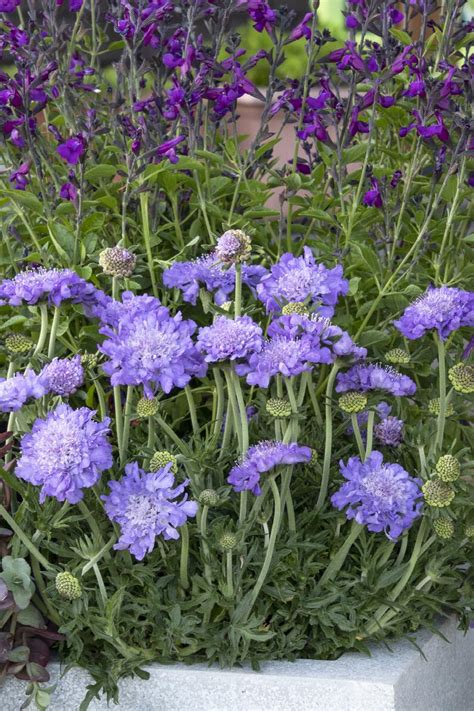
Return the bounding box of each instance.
[102,462,198,560]
[236,336,314,387]
[374,416,404,447]
[336,364,416,396]
[0,267,99,308]
[228,440,312,495]
[99,302,206,397]
[15,403,112,503]
[91,290,162,328]
[331,451,422,539]
[394,286,474,340]
[39,355,84,396]
[0,370,45,413]
[197,315,263,363]
[163,255,266,306]
[256,248,348,316]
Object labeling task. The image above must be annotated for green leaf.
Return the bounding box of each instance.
[389,27,413,45]
[17,604,45,628]
[4,191,43,213]
[358,329,390,347]
[7,645,30,663]
[85,165,119,182]
[0,315,28,331]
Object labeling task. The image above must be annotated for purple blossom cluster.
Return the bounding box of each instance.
[102,462,197,560]
[331,451,422,540]
[163,255,266,306]
[394,287,474,340]
[0,268,101,309]
[15,404,112,503]
[0,370,44,413]
[197,316,263,363]
[228,440,312,496]
[38,355,84,397]
[374,416,404,447]
[336,364,416,397]
[256,248,348,317]
[236,313,365,388]
[99,294,206,397]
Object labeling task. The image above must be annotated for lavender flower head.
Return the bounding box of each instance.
[0,370,45,413]
[197,316,263,363]
[163,255,266,306]
[214,230,251,265]
[102,462,198,560]
[99,302,206,397]
[0,268,98,308]
[256,248,348,317]
[15,404,112,503]
[374,416,404,447]
[236,336,314,387]
[39,355,84,396]
[394,286,474,340]
[228,440,312,495]
[336,364,416,396]
[331,451,422,540]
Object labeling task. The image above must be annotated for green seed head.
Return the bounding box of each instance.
[281,302,309,317]
[385,348,410,365]
[422,479,455,508]
[219,532,238,550]
[428,398,454,417]
[199,489,219,507]
[55,571,82,600]
[5,333,33,354]
[99,246,136,277]
[339,391,367,414]
[448,363,474,394]
[433,518,455,539]
[265,398,292,418]
[464,524,474,539]
[149,450,178,474]
[80,352,99,369]
[435,455,460,482]
[136,397,159,418]
[310,448,318,464]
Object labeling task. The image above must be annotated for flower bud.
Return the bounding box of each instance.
[99,246,136,277]
[137,397,159,418]
[281,301,309,317]
[219,532,238,550]
[80,352,99,369]
[422,479,455,508]
[265,398,292,418]
[464,524,474,539]
[428,398,454,417]
[215,230,251,265]
[339,391,367,414]
[55,571,82,600]
[286,173,302,192]
[433,518,454,539]
[149,450,177,474]
[5,333,33,354]
[384,348,410,365]
[448,363,474,394]
[435,455,460,482]
[199,489,219,507]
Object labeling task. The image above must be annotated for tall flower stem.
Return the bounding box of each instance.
[198,505,212,585]
[223,369,242,451]
[47,307,60,359]
[316,363,340,512]
[319,521,363,586]
[179,524,190,590]
[185,385,199,438]
[225,549,234,598]
[212,367,225,440]
[119,386,133,465]
[155,415,191,457]
[365,411,375,460]
[234,263,242,318]
[351,413,365,460]
[33,304,49,357]
[434,334,447,452]
[139,192,158,297]
[113,386,124,459]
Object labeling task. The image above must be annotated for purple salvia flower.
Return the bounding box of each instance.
[228,440,312,495]
[57,136,85,165]
[197,316,263,363]
[15,404,112,504]
[99,302,206,397]
[59,182,78,201]
[362,178,383,208]
[331,451,422,540]
[256,247,348,317]
[39,355,84,397]
[374,416,404,447]
[394,286,474,340]
[239,0,277,33]
[156,135,185,164]
[0,268,99,308]
[336,364,416,396]
[0,0,20,12]
[9,162,29,190]
[102,461,197,560]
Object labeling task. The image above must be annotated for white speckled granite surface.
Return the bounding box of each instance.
[1,617,473,710]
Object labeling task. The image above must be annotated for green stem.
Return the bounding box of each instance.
[113,385,123,458]
[185,385,199,438]
[47,307,60,359]
[351,413,365,460]
[316,363,340,512]
[77,500,108,555]
[212,367,225,440]
[319,521,363,586]
[219,398,233,460]
[225,549,234,598]
[156,415,191,457]
[139,192,158,297]
[147,416,155,450]
[179,524,190,590]
[0,505,52,570]
[234,263,242,318]
[30,555,61,626]
[119,386,133,465]
[302,371,323,424]
[434,335,447,452]
[33,304,49,357]
[223,369,242,451]
[198,505,212,585]
[365,411,375,460]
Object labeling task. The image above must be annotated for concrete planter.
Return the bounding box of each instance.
[2,617,473,710]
